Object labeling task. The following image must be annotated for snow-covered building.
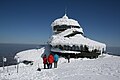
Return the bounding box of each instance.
[49,14,106,58]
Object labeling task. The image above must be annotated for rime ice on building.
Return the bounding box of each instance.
[49,14,106,58]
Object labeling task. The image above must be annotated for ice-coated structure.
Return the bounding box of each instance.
[49,14,106,58]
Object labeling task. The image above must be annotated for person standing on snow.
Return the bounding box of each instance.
[43,55,48,69]
[67,55,70,63]
[54,54,59,68]
[48,53,54,69]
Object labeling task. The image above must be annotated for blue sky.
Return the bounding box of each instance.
[0,0,120,47]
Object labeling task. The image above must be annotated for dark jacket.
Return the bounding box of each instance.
[43,56,47,64]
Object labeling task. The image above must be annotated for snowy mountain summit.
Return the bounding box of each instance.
[49,14,106,58]
[1,14,120,80]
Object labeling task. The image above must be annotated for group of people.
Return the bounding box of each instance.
[43,53,59,69]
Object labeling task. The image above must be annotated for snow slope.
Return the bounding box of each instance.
[0,48,120,80]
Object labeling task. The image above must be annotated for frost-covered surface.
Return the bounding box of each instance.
[51,14,80,27]
[54,28,84,36]
[50,14,106,53]
[50,28,106,52]
[14,46,51,67]
[14,48,45,62]
[0,48,120,80]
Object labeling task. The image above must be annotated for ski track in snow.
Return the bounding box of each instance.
[0,55,120,80]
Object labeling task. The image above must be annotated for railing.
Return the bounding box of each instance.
[0,56,17,67]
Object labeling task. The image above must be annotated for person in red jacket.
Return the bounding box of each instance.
[48,53,54,69]
[43,55,48,69]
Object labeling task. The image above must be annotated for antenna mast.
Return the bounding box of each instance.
[65,7,67,15]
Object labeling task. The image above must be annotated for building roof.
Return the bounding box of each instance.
[49,28,106,51]
[51,14,81,27]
